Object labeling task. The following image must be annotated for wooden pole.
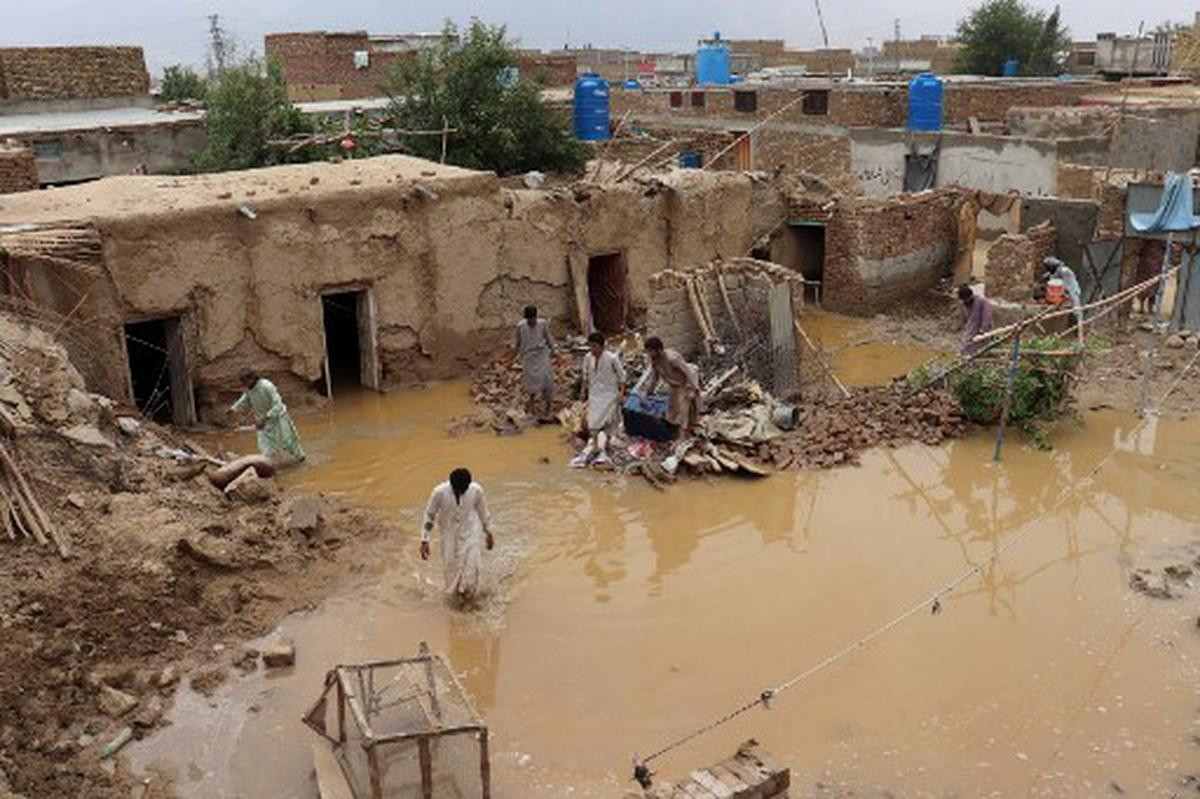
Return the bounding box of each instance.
[716,271,745,343]
[418,737,434,799]
[992,326,1024,462]
[418,641,442,725]
[367,743,385,799]
[794,319,850,398]
[479,728,492,799]
[702,94,806,171]
[440,116,449,164]
[610,138,677,183]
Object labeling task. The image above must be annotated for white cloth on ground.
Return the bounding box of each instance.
[583,349,626,433]
[421,481,492,596]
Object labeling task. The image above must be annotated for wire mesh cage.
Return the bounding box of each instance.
[304,643,491,799]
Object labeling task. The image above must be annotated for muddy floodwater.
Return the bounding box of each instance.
[133,369,1200,797]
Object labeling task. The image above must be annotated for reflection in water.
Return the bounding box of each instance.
[137,382,1200,799]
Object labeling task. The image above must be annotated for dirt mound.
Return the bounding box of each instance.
[0,312,392,798]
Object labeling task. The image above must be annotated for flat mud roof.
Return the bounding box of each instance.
[0,155,491,225]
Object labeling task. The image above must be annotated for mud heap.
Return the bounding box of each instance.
[0,313,388,798]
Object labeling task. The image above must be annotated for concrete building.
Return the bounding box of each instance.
[1094,31,1173,78]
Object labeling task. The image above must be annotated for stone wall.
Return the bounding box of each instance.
[985,221,1056,302]
[0,47,148,101]
[819,191,959,314]
[0,146,37,194]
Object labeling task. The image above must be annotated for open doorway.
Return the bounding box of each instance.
[320,288,379,397]
[587,252,628,334]
[123,315,195,425]
[774,222,825,301]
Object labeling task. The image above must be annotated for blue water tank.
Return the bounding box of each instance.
[906,72,944,132]
[696,32,732,85]
[1002,58,1019,77]
[573,74,610,141]
[679,150,702,168]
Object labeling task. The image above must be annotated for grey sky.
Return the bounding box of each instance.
[1,0,1190,74]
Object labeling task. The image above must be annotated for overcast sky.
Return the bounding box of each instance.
[1,0,1190,74]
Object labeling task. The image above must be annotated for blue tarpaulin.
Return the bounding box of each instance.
[1130,171,1200,233]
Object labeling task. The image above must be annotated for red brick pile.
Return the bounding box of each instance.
[0,145,37,194]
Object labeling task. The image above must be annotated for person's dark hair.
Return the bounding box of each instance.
[238,368,259,386]
[957,284,975,303]
[644,336,664,352]
[587,331,605,346]
[524,305,537,320]
[449,468,472,502]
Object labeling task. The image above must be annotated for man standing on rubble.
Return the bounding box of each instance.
[642,336,701,438]
[573,332,627,467]
[514,305,556,423]
[958,284,994,356]
[230,369,305,465]
[420,467,495,604]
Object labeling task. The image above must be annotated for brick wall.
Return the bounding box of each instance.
[265,32,408,100]
[819,190,959,314]
[517,52,577,87]
[0,146,37,194]
[0,47,148,101]
[752,129,855,190]
[984,221,1055,302]
[942,83,1091,124]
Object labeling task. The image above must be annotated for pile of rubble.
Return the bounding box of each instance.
[0,312,386,799]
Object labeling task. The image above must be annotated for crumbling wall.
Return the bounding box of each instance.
[647,259,801,384]
[1019,198,1098,275]
[0,47,148,101]
[0,157,788,416]
[821,191,958,315]
[985,221,1056,302]
[752,129,855,191]
[0,145,37,193]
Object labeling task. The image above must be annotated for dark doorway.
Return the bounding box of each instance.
[124,316,195,424]
[778,223,826,302]
[320,289,380,397]
[587,252,628,334]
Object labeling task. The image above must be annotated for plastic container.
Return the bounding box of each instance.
[679,150,702,168]
[771,404,800,430]
[573,74,611,141]
[696,32,732,86]
[906,72,944,132]
[1002,58,1019,77]
[622,394,675,441]
[1046,279,1066,305]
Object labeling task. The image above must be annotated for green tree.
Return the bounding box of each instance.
[955,0,1070,76]
[160,65,207,103]
[194,58,312,172]
[383,20,586,175]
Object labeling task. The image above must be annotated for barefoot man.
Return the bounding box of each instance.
[420,468,495,603]
[514,305,556,423]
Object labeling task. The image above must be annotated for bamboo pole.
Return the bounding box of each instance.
[993,326,1024,462]
[794,319,850,398]
[609,138,678,184]
[716,271,745,343]
[702,94,807,171]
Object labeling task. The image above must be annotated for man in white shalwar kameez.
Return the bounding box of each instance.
[573,332,626,467]
[420,468,495,602]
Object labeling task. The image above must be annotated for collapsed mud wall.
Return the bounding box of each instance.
[818,191,959,315]
[0,157,786,418]
[985,221,1056,302]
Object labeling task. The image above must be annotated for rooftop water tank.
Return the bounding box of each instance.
[573,74,610,141]
[906,72,943,132]
[1002,58,1019,77]
[696,32,732,85]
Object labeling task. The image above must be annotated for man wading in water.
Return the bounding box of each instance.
[420,468,495,605]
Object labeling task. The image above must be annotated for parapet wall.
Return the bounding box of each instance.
[0,47,148,101]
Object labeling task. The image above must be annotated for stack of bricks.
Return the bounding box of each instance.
[985,220,1056,302]
[820,190,959,315]
[0,47,148,101]
[0,145,37,194]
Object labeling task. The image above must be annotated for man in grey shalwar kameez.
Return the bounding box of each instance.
[514,305,556,422]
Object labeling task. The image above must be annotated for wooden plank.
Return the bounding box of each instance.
[677,780,717,799]
[357,290,381,391]
[708,764,750,793]
[768,282,800,399]
[366,743,384,799]
[418,737,434,799]
[165,316,197,425]
[311,742,355,799]
[567,255,594,335]
[479,728,492,799]
[691,769,735,798]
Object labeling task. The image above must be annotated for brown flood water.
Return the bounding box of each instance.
[801,311,944,388]
[132,357,1200,798]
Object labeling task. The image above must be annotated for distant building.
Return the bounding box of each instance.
[265,31,444,102]
[877,37,962,75]
[0,46,150,110]
[1065,41,1099,75]
[1094,31,1172,78]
